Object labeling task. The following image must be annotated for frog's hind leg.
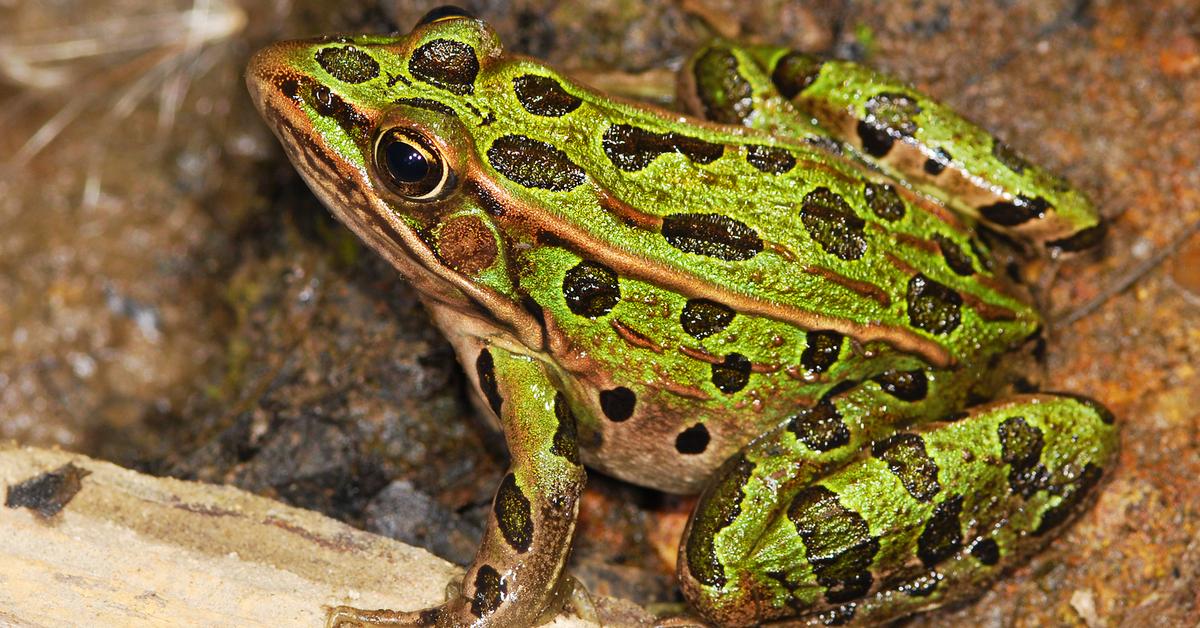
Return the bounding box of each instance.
[678,392,1117,626]
[680,42,1105,257]
[328,346,586,627]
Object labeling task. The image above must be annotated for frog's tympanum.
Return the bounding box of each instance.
[247,6,1117,626]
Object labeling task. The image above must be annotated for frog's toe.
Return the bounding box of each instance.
[325,604,436,627]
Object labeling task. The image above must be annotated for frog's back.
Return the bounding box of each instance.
[467,57,1044,491]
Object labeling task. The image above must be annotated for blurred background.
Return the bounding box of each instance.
[1,0,1198,624]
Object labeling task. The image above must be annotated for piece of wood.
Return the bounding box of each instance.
[0,443,598,627]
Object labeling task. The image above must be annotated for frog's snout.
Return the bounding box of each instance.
[245,43,296,120]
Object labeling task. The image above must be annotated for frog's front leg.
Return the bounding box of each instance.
[329,345,585,627]
[679,392,1117,626]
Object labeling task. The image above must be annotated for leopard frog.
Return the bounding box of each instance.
[246,7,1117,626]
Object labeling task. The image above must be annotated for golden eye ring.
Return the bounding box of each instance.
[373,129,451,201]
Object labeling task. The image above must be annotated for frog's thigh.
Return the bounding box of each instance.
[679,40,831,142]
[329,346,585,628]
[679,393,1117,627]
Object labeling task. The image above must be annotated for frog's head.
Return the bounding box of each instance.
[247,6,572,347]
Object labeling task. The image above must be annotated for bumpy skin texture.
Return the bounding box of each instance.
[245,10,1116,627]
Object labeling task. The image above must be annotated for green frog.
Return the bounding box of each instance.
[246,6,1117,626]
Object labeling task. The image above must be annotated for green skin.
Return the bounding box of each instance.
[245,10,1118,628]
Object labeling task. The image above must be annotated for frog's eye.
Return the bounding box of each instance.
[416,5,475,27]
[374,129,452,201]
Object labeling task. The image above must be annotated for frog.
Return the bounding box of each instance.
[245,6,1118,627]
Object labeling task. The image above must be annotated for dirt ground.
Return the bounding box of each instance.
[1,1,1197,625]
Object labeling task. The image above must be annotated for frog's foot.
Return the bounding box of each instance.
[652,613,710,627]
[327,345,587,627]
[548,574,599,624]
[678,392,1117,626]
[326,605,434,627]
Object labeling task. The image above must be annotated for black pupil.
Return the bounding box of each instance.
[385,139,430,183]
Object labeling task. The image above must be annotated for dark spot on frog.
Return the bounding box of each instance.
[906,274,962,335]
[968,537,1001,565]
[494,473,533,553]
[686,455,756,587]
[691,47,755,124]
[599,386,636,422]
[801,187,868,261]
[856,120,895,157]
[551,393,581,465]
[394,96,458,117]
[513,74,582,117]
[923,147,952,176]
[863,182,905,221]
[771,51,824,99]
[314,46,380,84]
[787,485,879,603]
[409,39,479,95]
[1034,463,1104,535]
[788,397,850,452]
[662,213,763,261]
[873,369,928,402]
[932,234,975,276]
[801,330,843,375]
[979,195,1051,226]
[487,135,585,191]
[872,433,941,502]
[602,123,724,171]
[746,145,797,174]
[435,214,498,276]
[475,349,503,416]
[711,353,752,394]
[998,416,1048,497]
[4,462,91,518]
[675,423,711,454]
[419,608,442,624]
[562,260,620,318]
[1046,221,1107,256]
[917,495,964,567]
[680,298,735,339]
[856,92,922,157]
[470,564,506,617]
